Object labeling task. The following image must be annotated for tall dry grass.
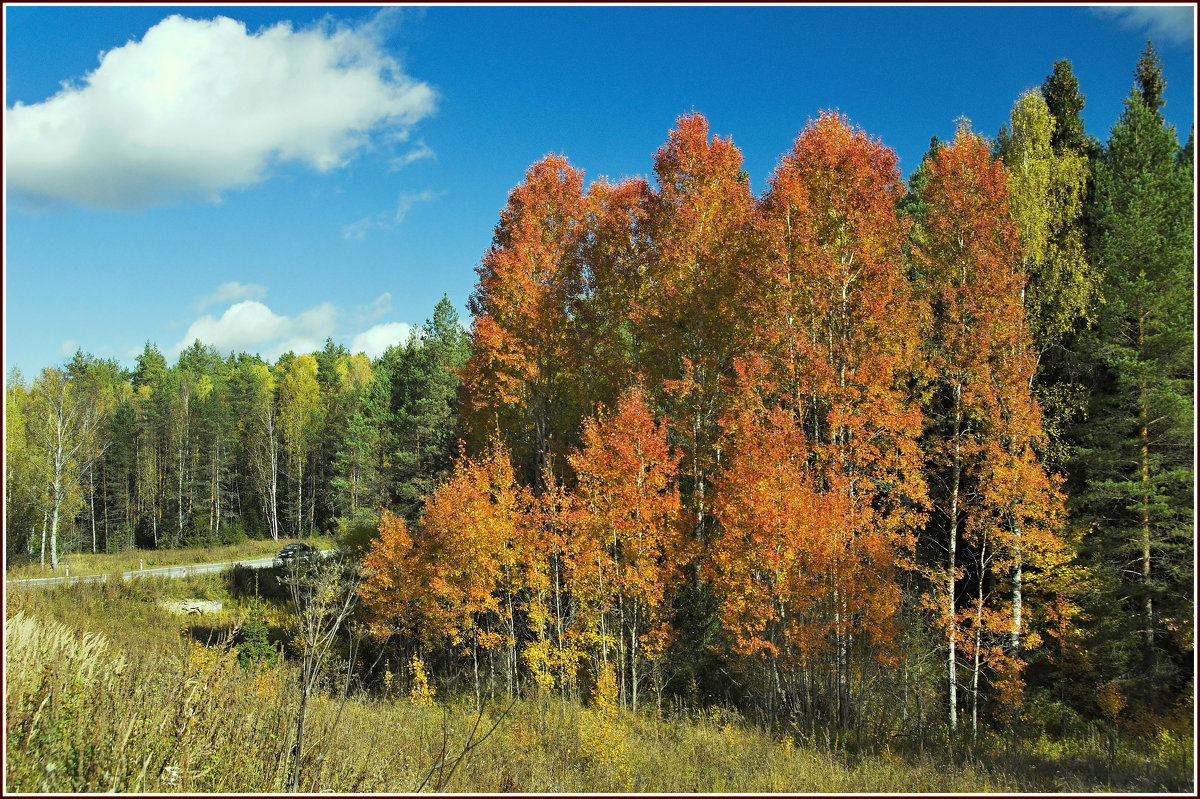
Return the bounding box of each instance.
[6,536,336,580]
[5,579,1193,793]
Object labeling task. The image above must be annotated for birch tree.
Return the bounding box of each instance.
[26,367,106,569]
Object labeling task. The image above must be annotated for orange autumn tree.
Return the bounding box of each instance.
[710,358,850,726]
[568,385,689,714]
[521,464,585,706]
[747,111,928,727]
[638,113,760,550]
[358,510,429,643]
[460,155,590,487]
[913,121,1065,734]
[576,176,656,418]
[419,442,531,705]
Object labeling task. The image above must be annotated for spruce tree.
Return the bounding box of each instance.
[1134,41,1166,120]
[1041,58,1094,158]
[1073,57,1194,710]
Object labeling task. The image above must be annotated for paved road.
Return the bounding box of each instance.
[6,550,333,589]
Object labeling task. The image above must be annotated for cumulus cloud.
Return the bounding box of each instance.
[171,286,418,362]
[6,12,437,210]
[171,299,337,360]
[350,322,415,359]
[1091,6,1194,47]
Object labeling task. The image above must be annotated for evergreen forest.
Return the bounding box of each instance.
[5,46,1194,767]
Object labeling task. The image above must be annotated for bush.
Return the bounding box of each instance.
[1022,688,1086,739]
[334,509,380,554]
[220,521,250,547]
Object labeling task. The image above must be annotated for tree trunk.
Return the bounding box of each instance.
[972,535,986,746]
[947,382,963,733]
[178,437,185,546]
[89,466,97,554]
[1139,368,1153,661]
[629,608,639,715]
[290,678,309,792]
[50,494,61,570]
[1010,514,1023,655]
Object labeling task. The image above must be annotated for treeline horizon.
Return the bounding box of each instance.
[6,45,1192,747]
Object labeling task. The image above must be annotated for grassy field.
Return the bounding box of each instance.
[5,575,1193,793]
[5,536,336,580]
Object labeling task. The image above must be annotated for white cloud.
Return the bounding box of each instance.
[6,12,437,210]
[341,217,376,241]
[350,322,415,359]
[172,288,417,362]
[366,292,393,318]
[1091,6,1194,47]
[197,281,267,310]
[391,139,436,169]
[171,299,337,360]
[394,189,440,223]
[350,292,393,325]
[342,189,441,239]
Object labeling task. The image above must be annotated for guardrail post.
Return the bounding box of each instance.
[65,565,69,578]
[140,559,144,571]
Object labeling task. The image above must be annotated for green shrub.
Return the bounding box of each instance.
[220,521,250,546]
[238,617,278,670]
[1023,688,1086,739]
[334,508,380,554]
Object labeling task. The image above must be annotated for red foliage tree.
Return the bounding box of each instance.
[737,112,928,726]
[358,510,429,642]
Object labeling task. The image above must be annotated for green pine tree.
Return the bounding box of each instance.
[391,295,470,522]
[1041,58,1097,159]
[1073,62,1194,710]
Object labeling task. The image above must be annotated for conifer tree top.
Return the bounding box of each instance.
[1135,40,1166,119]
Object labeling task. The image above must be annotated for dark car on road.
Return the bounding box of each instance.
[277,542,313,562]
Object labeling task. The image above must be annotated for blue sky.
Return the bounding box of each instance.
[4,4,1195,380]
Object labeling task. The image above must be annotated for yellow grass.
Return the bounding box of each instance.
[5,536,335,580]
[5,579,1193,794]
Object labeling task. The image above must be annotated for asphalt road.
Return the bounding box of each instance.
[6,550,333,589]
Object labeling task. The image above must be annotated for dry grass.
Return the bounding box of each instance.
[6,536,335,580]
[5,580,1193,794]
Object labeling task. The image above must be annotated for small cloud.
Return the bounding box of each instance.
[341,216,376,241]
[345,292,393,327]
[197,281,267,310]
[60,339,78,356]
[390,139,436,169]
[368,292,393,317]
[1091,6,1194,47]
[342,189,440,240]
[394,189,439,223]
[350,321,414,359]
